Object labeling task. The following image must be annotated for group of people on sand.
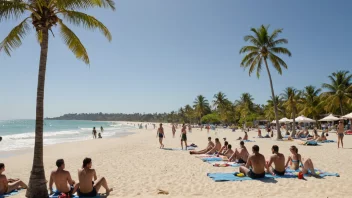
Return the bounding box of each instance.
[190,137,320,179]
[0,158,113,197]
[157,123,191,150]
[92,126,104,139]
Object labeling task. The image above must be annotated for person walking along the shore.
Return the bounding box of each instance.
[92,127,97,139]
[157,123,165,148]
[181,124,188,150]
[337,121,345,148]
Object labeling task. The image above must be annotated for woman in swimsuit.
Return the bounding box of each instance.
[157,123,165,148]
[285,146,319,177]
[337,121,345,148]
[172,124,176,138]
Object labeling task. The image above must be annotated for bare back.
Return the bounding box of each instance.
[51,170,72,193]
[248,153,265,174]
[78,168,96,193]
[0,175,8,195]
[271,153,285,172]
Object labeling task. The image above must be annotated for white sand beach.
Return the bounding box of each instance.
[2,122,352,198]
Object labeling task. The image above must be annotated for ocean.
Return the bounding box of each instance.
[0,120,135,152]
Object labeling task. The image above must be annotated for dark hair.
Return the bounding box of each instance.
[0,136,2,141]
[228,144,232,149]
[290,145,298,153]
[272,145,279,153]
[224,141,228,146]
[240,141,244,146]
[82,158,92,168]
[0,163,4,170]
[215,138,219,142]
[208,137,211,140]
[252,145,259,153]
[56,159,64,168]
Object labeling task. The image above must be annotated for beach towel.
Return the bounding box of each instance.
[49,190,104,198]
[207,168,339,182]
[195,154,215,158]
[162,146,196,151]
[320,140,335,143]
[242,140,255,142]
[210,161,244,167]
[299,140,319,146]
[201,157,223,162]
[0,190,20,198]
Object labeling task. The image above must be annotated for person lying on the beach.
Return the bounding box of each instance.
[228,141,249,163]
[239,145,266,179]
[316,132,327,142]
[285,146,320,177]
[237,132,248,140]
[222,144,234,159]
[78,158,113,197]
[49,159,79,196]
[218,141,228,155]
[206,138,222,155]
[0,163,27,195]
[266,145,286,176]
[189,137,215,155]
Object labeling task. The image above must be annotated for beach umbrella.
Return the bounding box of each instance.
[318,114,340,122]
[279,117,293,123]
[271,120,276,124]
[342,112,352,119]
[295,115,316,123]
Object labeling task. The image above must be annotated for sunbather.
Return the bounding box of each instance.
[316,132,327,142]
[49,159,79,196]
[222,144,234,159]
[285,146,320,177]
[266,145,285,176]
[206,138,222,155]
[78,158,113,197]
[0,163,27,195]
[218,141,228,155]
[190,137,214,155]
[228,141,249,163]
[237,132,248,140]
[239,145,266,179]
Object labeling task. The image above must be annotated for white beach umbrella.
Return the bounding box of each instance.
[295,115,316,123]
[271,120,276,124]
[318,114,340,122]
[342,112,352,119]
[279,117,292,123]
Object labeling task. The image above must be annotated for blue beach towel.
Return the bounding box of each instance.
[162,146,196,151]
[320,140,335,143]
[201,157,223,162]
[0,190,20,198]
[49,190,103,198]
[243,140,255,142]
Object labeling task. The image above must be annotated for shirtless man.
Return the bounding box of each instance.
[228,141,249,163]
[222,144,234,159]
[0,163,27,195]
[266,145,286,176]
[78,158,113,197]
[206,138,222,155]
[237,132,248,140]
[239,145,266,179]
[218,141,228,155]
[337,121,345,148]
[180,124,188,150]
[49,159,78,195]
[190,137,215,155]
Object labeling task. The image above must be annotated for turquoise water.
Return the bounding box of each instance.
[0,120,135,151]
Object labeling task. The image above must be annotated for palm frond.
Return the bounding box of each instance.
[58,19,90,64]
[268,28,283,42]
[239,45,259,54]
[0,0,27,22]
[55,0,115,10]
[270,47,292,57]
[269,53,288,72]
[240,51,258,67]
[243,35,260,46]
[0,18,30,56]
[270,38,288,46]
[62,10,112,41]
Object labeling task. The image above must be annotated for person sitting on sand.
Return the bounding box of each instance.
[239,145,266,179]
[237,131,248,140]
[316,132,327,142]
[49,159,79,196]
[266,145,286,176]
[228,141,249,163]
[257,127,262,137]
[78,158,113,197]
[285,146,320,177]
[0,163,27,195]
[218,141,228,155]
[206,138,222,155]
[190,137,215,155]
[308,128,319,140]
[222,144,234,159]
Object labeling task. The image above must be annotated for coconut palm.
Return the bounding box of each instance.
[213,92,228,110]
[178,107,186,122]
[299,86,322,121]
[235,93,255,111]
[240,25,291,139]
[281,87,300,137]
[184,105,194,123]
[322,70,352,115]
[0,0,114,197]
[193,95,210,122]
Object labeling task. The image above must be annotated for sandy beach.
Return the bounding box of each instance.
[1,122,352,198]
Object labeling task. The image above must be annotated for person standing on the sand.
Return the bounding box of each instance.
[92,127,97,139]
[181,124,188,150]
[337,120,345,148]
[172,124,176,138]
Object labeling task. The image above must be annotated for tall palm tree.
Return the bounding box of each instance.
[322,70,352,115]
[184,105,194,123]
[235,93,255,110]
[299,86,322,121]
[281,87,300,137]
[193,95,210,122]
[240,25,291,139]
[0,1,114,197]
[213,91,227,110]
[178,107,186,122]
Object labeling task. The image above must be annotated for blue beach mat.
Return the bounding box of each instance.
[162,146,196,151]
[201,157,223,162]
[210,162,244,167]
[207,168,339,182]
[243,140,255,142]
[320,140,335,143]
[0,190,20,198]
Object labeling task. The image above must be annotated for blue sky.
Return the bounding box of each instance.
[1,0,351,119]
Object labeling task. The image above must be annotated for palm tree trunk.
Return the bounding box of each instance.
[339,99,344,115]
[26,29,49,198]
[264,59,282,139]
[291,110,296,137]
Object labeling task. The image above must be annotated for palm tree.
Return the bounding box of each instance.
[235,93,255,110]
[322,70,352,115]
[299,86,322,121]
[184,105,194,123]
[264,96,282,121]
[0,1,114,197]
[178,107,186,122]
[213,92,228,110]
[281,87,300,137]
[193,95,210,122]
[240,25,291,139]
